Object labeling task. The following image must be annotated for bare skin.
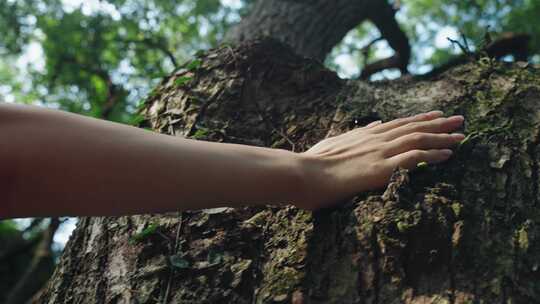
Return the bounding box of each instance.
[299,111,464,210]
[0,103,463,219]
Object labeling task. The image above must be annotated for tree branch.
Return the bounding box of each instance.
[119,37,178,68]
[422,32,531,78]
[5,218,60,304]
[483,32,530,61]
[361,0,411,79]
[56,54,123,120]
[360,54,402,80]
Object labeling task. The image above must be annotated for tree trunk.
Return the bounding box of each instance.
[225,0,409,70]
[38,0,539,303]
[37,37,540,303]
[224,0,372,62]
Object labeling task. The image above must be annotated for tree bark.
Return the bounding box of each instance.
[225,0,410,70]
[37,37,540,303]
[37,1,540,303]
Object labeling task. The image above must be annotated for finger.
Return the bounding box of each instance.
[364,120,382,128]
[383,133,465,158]
[381,115,464,141]
[386,149,453,170]
[369,110,444,134]
[338,120,381,138]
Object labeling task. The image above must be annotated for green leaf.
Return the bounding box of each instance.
[192,128,209,139]
[175,76,193,87]
[129,114,146,126]
[129,223,158,244]
[186,59,202,70]
[0,220,19,236]
[135,100,147,113]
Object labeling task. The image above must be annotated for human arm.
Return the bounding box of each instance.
[0,102,308,218]
[0,103,463,218]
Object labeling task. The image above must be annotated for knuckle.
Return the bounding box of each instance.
[378,142,393,157]
[408,132,427,144]
[363,133,381,143]
[433,117,447,127]
[394,117,407,123]
[406,121,422,131]
[394,117,412,126]
[401,116,414,123]
[409,149,425,160]
[440,133,453,142]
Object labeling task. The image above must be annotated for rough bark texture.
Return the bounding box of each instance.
[38,38,540,304]
[225,0,410,68]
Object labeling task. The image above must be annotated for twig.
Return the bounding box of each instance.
[422,32,531,78]
[460,31,471,54]
[360,36,384,65]
[447,37,472,57]
[23,218,45,234]
[361,37,384,57]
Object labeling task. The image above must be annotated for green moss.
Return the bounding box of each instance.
[267,266,303,295]
[396,221,409,233]
[460,66,520,149]
[326,255,360,299]
[517,226,529,251]
[451,202,462,218]
[129,223,158,244]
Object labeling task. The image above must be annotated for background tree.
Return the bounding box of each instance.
[1,0,540,303]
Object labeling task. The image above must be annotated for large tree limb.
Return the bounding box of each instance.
[423,32,531,78]
[226,0,411,80]
[360,0,411,79]
[119,37,178,68]
[225,0,372,62]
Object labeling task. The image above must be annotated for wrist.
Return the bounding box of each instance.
[288,151,333,210]
[266,148,311,207]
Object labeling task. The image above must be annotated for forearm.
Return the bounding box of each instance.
[1,103,305,218]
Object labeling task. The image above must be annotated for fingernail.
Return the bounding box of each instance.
[441,149,453,157]
[451,133,465,140]
[417,110,443,118]
[427,110,444,116]
[448,115,464,122]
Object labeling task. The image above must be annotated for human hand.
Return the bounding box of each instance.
[294,111,464,210]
